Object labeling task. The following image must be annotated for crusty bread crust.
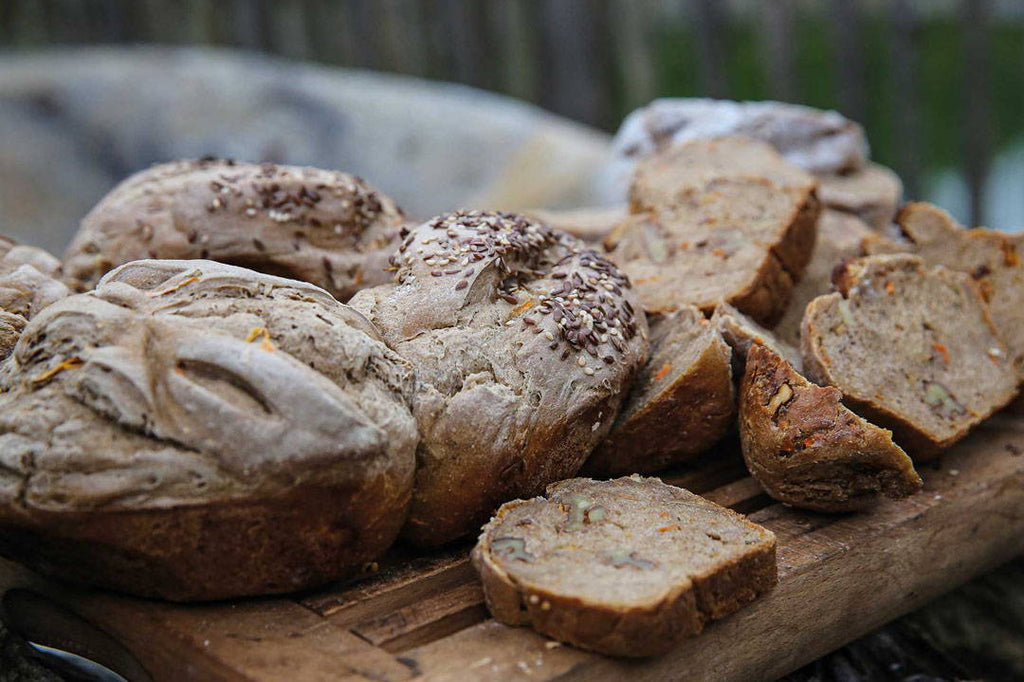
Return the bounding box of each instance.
[472,476,777,657]
[63,159,405,300]
[740,344,921,512]
[584,307,734,476]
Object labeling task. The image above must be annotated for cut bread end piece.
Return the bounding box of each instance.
[801,254,1018,459]
[471,476,777,658]
[740,344,922,512]
[583,307,734,476]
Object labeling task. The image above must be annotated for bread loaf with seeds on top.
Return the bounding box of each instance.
[351,210,648,547]
[472,475,777,657]
[63,159,405,300]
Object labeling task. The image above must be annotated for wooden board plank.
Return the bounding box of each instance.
[403,419,1024,681]
[1,416,1021,681]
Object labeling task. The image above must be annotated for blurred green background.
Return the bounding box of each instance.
[2,0,1023,228]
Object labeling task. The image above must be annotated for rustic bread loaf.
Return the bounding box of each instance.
[584,306,734,476]
[63,159,405,300]
[472,475,777,657]
[711,302,802,375]
[0,259,418,600]
[816,163,902,232]
[865,202,1024,382]
[606,137,819,325]
[740,345,921,512]
[350,211,648,547]
[775,210,875,346]
[0,236,69,357]
[801,254,1017,458]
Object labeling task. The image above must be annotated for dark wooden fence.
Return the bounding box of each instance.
[1,0,1020,226]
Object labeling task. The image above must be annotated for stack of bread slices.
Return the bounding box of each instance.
[0,101,1019,658]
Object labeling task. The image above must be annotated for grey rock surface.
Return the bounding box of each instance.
[0,47,611,254]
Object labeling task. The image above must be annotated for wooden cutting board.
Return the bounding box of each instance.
[2,413,1023,682]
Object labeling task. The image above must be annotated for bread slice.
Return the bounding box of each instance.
[865,202,1024,382]
[584,306,734,476]
[775,209,875,346]
[740,345,922,512]
[607,137,819,325]
[816,163,902,231]
[801,254,1017,458]
[711,302,802,375]
[472,475,777,657]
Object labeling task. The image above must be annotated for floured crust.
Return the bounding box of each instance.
[607,137,820,325]
[0,260,418,600]
[740,345,921,512]
[0,236,69,358]
[471,476,777,657]
[584,307,734,476]
[62,159,405,300]
[351,211,648,547]
[801,254,1017,458]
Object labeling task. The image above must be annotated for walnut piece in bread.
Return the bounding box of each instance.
[740,344,921,512]
[606,137,820,325]
[0,260,417,600]
[63,159,405,300]
[351,211,648,547]
[472,475,777,657]
[801,254,1017,459]
[584,306,734,476]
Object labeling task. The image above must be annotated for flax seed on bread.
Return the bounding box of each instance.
[472,475,777,657]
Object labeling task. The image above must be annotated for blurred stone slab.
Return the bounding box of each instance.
[0,47,611,254]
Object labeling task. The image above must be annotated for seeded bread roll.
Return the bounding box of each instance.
[801,254,1017,459]
[775,210,875,346]
[584,306,733,476]
[606,137,820,325]
[740,345,921,512]
[351,211,648,546]
[865,202,1024,382]
[816,163,902,232]
[63,159,405,300]
[0,260,417,600]
[472,475,777,657]
[711,302,802,375]
[0,236,69,357]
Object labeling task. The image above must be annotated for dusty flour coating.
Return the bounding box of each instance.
[63,159,406,300]
[351,210,649,546]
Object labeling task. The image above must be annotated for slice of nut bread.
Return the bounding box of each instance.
[740,344,922,512]
[472,476,777,658]
[801,254,1017,458]
[816,163,902,231]
[584,306,734,476]
[865,202,1024,382]
[605,137,820,325]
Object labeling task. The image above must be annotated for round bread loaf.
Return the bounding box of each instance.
[584,306,734,476]
[62,159,405,300]
[350,210,648,546]
[801,254,1018,459]
[740,344,921,512]
[472,475,777,657]
[0,259,418,600]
